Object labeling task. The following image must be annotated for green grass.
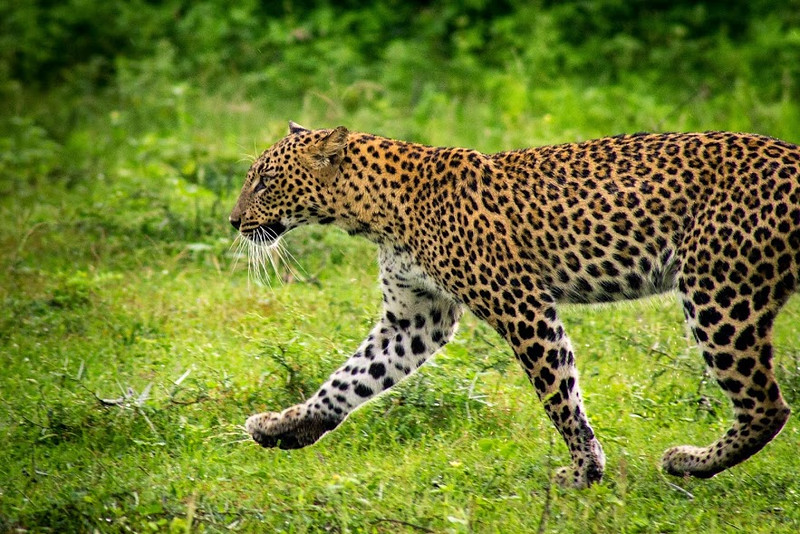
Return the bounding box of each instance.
[2,215,800,533]
[3,23,800,530]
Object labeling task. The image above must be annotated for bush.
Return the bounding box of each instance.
[3,0,800,99]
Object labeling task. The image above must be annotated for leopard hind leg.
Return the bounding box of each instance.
[662,272,794,478]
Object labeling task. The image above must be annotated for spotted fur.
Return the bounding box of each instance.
[230,122,799,488]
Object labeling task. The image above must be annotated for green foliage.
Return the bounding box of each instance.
[2,0,800,532]
[4,1,800,101]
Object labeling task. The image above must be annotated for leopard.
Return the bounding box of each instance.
[230,121,800,488]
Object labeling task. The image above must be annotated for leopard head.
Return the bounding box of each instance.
[229,121,349,245]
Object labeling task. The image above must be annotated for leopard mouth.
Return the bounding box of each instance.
[245,221,287,245]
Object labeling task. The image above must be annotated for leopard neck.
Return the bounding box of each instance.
[318,133,490,247]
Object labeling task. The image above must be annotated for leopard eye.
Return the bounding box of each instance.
[253,176,268,193]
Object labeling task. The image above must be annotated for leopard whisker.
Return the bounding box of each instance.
[246,232,266,288]
[274,241,307,282]
[260,227,288,286]
[252,229,273,288]
[266,246,284,287]
[229,234,247,276]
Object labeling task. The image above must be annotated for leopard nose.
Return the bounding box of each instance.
[230,217,241,230]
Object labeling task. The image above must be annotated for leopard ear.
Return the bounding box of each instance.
[318,126,349,157]
[288,121,310,135]
[307,126,350,179]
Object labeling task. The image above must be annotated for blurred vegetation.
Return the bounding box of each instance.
[4,0,800,94]
[2,1,800,532]
[2,0,800,197]
[1,0,799,218]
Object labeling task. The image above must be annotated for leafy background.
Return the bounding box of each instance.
[2,1,800,532]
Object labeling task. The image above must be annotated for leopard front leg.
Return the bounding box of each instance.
[503,304,605,489]
[247,247,463,449]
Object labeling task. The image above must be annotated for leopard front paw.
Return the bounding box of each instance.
[554,462,605,489]
[554,439,606,489]
[245,406,340,450]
